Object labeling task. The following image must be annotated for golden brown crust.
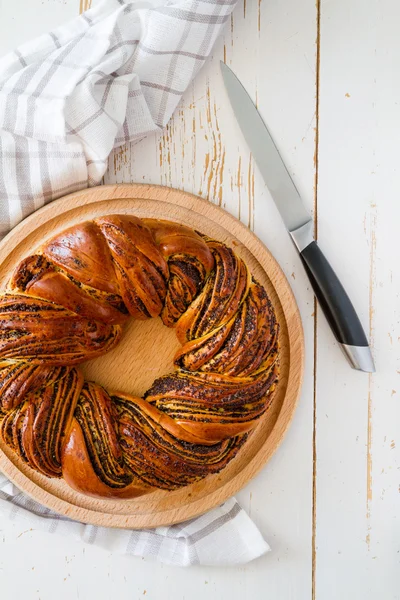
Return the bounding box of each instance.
[143,219,215,327]
[42,221,120,294]
[113,392,246,490]
[11,256,128,324]
[0,216,280,499]
[142,219,214,271]
[175,240,251,343]
[62,418,151,499]
[0,362,65,411]
[0,293,122,365]
[1,368,83,477]
[96,215,168,320]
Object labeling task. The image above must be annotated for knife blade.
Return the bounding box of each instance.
[220,61,375,373]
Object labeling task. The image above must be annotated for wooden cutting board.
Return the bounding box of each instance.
[0,184,304,528]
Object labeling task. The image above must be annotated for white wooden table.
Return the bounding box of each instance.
[0,1,399,598]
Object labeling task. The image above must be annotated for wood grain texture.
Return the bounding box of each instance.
[0,184,304,528]
[3,0,398,598]
[314,1,400,597]
[79,0,92,14]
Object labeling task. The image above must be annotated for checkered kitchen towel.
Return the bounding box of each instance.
[0,0,270,566]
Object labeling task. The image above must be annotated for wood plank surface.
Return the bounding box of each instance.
[0,0,398,598]
[314,1,400,597]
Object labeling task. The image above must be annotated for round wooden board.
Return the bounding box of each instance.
[0,184,304,528]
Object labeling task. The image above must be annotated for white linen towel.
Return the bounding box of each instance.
[0,474,269,566]
[0,0,270,566]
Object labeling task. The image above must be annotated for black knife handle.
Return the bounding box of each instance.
[300,241,368,347]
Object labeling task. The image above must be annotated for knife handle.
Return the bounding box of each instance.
[299,241,375,372]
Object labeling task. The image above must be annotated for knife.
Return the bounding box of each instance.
[220,61,375,373]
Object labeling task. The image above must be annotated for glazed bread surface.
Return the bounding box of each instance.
[0,215,279,498]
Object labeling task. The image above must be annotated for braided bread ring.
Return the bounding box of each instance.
[0,215,279,499]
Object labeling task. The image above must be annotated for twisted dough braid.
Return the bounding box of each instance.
[0,215,279,498]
